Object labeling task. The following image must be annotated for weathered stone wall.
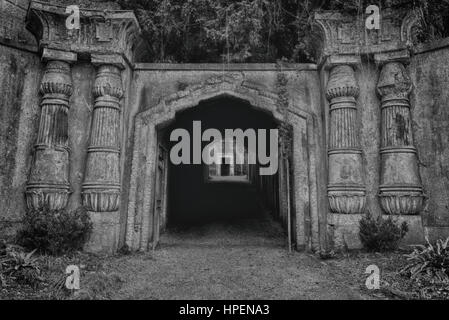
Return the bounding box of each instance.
[410,43,449,240]
[0,0,37,237]
[0,45,41,237]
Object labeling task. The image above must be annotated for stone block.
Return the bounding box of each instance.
[329,213,364,250]
[84,211,121,254]
[424,226,449,243]
[392,215,424,246]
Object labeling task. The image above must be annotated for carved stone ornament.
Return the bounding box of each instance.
[26,1,140,63]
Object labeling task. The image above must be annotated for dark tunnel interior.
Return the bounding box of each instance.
[160,97,280,227]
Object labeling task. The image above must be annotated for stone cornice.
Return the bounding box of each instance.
[26,0,140,66]
[314,9,419,65]
[0,0,38,52]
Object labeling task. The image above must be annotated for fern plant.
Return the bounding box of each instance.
[0,247,42,288]
[400,237,449,284]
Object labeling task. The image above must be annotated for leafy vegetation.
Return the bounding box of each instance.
[114,0,449,63]
[0,245,42,289]
[16,207,92,256]
[359,213,408,252]
[401,237,449,283]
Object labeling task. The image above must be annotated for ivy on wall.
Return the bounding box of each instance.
[115,0,449,63]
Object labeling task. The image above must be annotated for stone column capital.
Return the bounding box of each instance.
[93,64,124,101]
[326,64,360,101]
[377,61,412,102]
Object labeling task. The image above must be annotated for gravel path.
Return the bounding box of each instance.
[103,216,371,300]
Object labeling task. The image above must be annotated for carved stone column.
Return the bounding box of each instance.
[377,62,424,215]
[26,59,73,211]
[82,64,123,212]
[326,64,366,214]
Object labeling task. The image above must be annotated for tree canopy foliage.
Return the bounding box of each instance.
[116,0,449,63]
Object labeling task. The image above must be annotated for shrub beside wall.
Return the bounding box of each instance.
[16,207,93,256]
[359,214,409,252]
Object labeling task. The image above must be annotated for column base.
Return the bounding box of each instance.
[329,213,364,250]
[328,193,366,214]
[329,214,425,251]
[82,190,121,212]
[25,186,70,211]
[424,226,449,243]
[392,215,424,246]
[379,191,425,215]
[84,211,120,254]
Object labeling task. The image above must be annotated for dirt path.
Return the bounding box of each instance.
[101,215,371,300]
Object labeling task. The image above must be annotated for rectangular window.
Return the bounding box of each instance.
[204,138,250,183]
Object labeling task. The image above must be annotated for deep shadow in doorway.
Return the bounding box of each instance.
[159,97,283,240]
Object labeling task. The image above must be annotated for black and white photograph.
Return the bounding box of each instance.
[0,0,449,308]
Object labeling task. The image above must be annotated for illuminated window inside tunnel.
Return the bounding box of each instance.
[205,138,250,183]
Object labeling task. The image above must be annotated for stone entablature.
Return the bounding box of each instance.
[314,9,418,62]
[27,0,140,64]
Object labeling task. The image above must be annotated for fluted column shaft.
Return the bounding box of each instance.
[26,60,73,211]
[82,65,123,212]
[326,65,366,214]
[377,62,424,215]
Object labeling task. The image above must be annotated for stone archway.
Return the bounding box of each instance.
[125,73,320,252]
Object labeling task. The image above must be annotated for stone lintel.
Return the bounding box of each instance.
[323,55,361,70]
[91,54,127,70]
[374,49,411,66]
[42,47,77,63]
